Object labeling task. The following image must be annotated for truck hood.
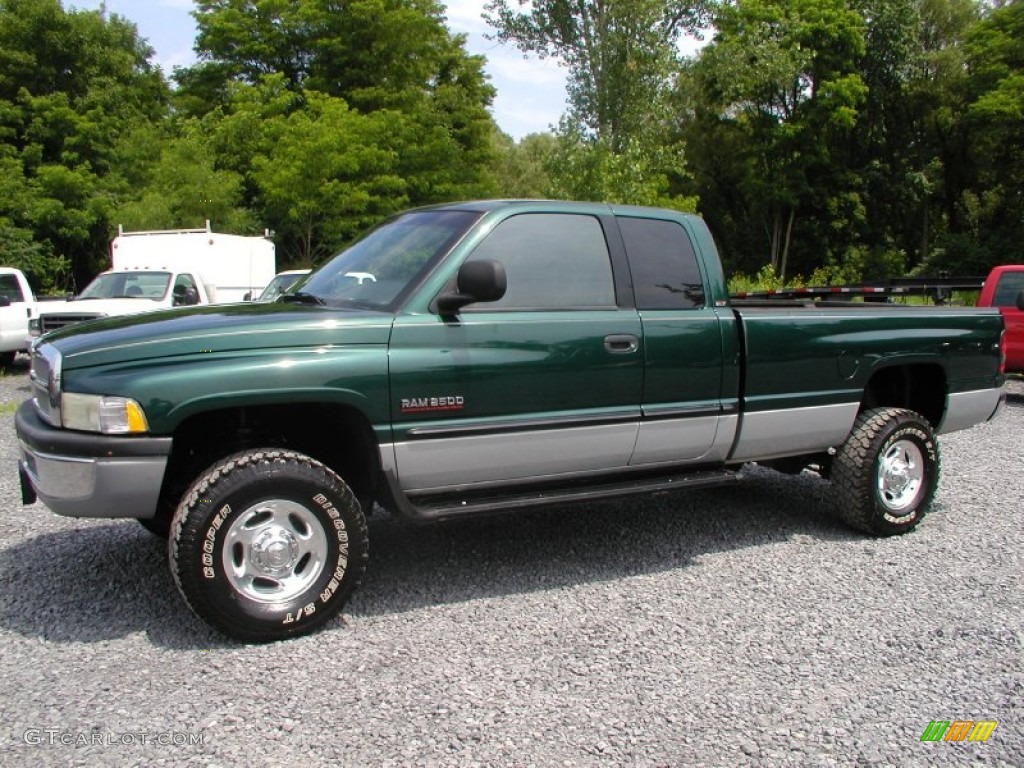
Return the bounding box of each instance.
[44,302,394,369]
[43,297,168,317]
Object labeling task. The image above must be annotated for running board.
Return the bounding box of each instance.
[404,468,739,521]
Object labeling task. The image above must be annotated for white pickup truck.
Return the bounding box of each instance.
[0,267,36,367]
[32,268,214,336]
[32,223,275,337]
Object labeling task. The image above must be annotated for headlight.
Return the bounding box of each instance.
[61,393,149,434]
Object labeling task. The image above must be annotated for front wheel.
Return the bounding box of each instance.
[831,407,940,536]
[169,448,369,642]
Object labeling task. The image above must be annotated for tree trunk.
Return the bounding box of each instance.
[780,207,796,281]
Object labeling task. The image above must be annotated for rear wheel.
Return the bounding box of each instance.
[831,407,939,536]
[169,448,369,642]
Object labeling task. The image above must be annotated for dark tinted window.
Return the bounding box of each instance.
[619,217,705,309]
[466,213,615,310]
[993,271,1024,308]
[174,273,198,293]
[0,274,25,303]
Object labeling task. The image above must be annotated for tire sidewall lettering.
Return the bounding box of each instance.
[193,480,353,627]
[876,421,937,525]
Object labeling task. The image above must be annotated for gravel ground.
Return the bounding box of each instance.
[0,353,1020,767]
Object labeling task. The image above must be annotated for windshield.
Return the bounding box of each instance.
[77,271,171,300]
[291,210,481,309]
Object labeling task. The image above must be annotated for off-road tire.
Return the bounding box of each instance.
[832,407,940,536]
[169,448,369,642]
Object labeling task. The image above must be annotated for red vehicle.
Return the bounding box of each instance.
[978,265,1024,373]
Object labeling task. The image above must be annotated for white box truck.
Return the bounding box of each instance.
[33,223,275,337]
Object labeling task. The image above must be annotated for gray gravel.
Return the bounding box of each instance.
[0,353,1021,767]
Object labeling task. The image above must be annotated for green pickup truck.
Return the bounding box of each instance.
[16,200,1006,641]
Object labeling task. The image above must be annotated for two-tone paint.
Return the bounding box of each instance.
[16,200,1006,522]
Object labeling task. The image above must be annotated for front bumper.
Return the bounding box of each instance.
[15,401,172,519]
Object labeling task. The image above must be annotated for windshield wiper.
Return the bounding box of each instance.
[280,291,326,306]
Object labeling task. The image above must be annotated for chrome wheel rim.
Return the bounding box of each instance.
[221,500,328,603]
[877,439,925,515]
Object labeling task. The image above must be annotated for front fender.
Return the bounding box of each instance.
[61,346,391,434]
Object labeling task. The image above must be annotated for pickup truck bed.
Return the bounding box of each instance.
[16,200,1006,641]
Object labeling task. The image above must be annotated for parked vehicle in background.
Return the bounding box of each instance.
[16,200,1006,642]
[977,265,1024,374]
[31,223,276,336]
[257,269,311,302]
[0,267,36,366]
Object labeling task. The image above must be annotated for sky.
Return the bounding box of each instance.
[69,0,570,140]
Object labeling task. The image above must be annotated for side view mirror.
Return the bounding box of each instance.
[1017,290,1024,311]
[243,291,253,302]
[436,259,507,314]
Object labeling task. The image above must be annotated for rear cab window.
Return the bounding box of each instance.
[617,217,706,310]
[0,274,26,303]
[993,271,1024,308]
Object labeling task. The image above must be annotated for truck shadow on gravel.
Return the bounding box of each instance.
[351,466,858,619]
[0,467,859,646]
[0,520,228,648]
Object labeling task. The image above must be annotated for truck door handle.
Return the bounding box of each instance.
[604,334,639,354]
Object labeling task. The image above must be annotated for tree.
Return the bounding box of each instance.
[0,0,169,287]
[485,0,713,148]
[171,0,498,259]
[687,0,868,279]
[112,121,253,234]
[485,0,708,209]
[961,0,1024,268]
[490,131,557,198]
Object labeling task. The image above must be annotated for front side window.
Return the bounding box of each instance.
[619,217,705,310]
[465,213,616,310]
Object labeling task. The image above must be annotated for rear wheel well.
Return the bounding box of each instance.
[157,404,381,517]
[861,364,946,428]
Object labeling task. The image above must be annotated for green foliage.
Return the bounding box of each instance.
[2,0,1023,293]
[546,122,697,211]
[485,0,713,149]
[0,0,170,288]
[166,0,498,263]
[690,0,869,280]
[249,91,409,262]
[490,131,557,198]
[112,121,253,233]
[0,224,70,293]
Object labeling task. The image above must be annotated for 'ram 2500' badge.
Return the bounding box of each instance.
[400,396,465,414]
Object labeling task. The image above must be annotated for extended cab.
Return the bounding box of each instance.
[16,201,1006,641]
[977,265,1024,373]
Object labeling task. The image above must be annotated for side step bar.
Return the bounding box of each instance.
[403,468,739,522]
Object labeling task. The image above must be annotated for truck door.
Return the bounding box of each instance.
[616,216,733,465]
[388,211,643,494]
